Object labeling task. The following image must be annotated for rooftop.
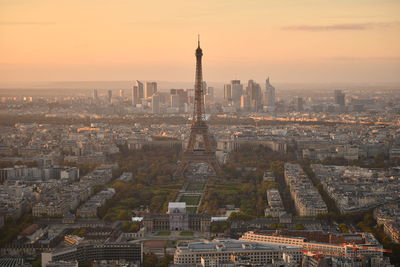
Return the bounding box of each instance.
[177,239,299,253]
[168,202,186,209]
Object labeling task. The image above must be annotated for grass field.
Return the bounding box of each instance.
[156,231,171,236]
[179,195,201,205]
[186,207,197,214]
[186,182,205,191]
[180,231,193,236]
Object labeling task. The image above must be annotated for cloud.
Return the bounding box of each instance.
[326,56,400,62]
[282,22,399,31]
[0,21,57,26]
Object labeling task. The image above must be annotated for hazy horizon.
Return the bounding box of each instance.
[1,80,399,94]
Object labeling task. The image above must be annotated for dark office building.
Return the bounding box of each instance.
[334,90,345,106]
[297,97,304,112]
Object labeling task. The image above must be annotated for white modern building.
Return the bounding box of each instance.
[174,239,302,266]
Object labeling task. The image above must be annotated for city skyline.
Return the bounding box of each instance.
[1,0,400,85]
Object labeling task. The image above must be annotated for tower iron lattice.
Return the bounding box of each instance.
[175,37,222,178]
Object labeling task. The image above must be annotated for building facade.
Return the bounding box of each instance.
[142,202,210,232]
[174,239,302,266]
[240,231,383,258]
[41,243,143,266]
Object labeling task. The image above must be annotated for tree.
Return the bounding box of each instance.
[270,223,284,229]
[120,198,139,209]
[157,255,173,267]
[228,212,255,221]
[121,221,131,232]
[211,221,230,233]
[143,253,158,267]
[117,209,130,220]
[295,222,305,230]
[338,223,349,233]
[130,222,140,232]
[270,161,284,177]
[111,181,128,192]
[31,257,41,267]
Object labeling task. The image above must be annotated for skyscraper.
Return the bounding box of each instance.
[136,80,144,98]
[224,84,232,101]
[246,80,262,111]
[265,77,276,107]
[145,82,157,98]
[204,86,214,107]
[231,80,243,105]
[132,80,143,106]
[201,81,207,93]
[334,90,345,106]
[187,88,195,105]
[170,89,188,111]
[132,86,138,106]
[240,94,250,111]
[151,93,160,113]
[93,89,98,101]
[170,94,180,108]
[107,90,112,104]
[296,97,304,112]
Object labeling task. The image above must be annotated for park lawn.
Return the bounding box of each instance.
[204,182,245,196]
[186,182,205,191]
[156,231,171,236]
[186,207,197,214]
[180,231,193,236]
[211,182,244,191]
[179,195,201,205]
[150,186,182,195]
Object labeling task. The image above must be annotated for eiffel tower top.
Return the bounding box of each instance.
[193,35,205,125]
[196,34,203,56]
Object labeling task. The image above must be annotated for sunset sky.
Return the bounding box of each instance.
[0,0,399,85]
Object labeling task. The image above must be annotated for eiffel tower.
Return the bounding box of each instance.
[175,37,222,178]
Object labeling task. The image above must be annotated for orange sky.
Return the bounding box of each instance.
[0,0,399,85]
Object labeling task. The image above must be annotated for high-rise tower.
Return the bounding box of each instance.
[132,80,143,106]
[175,37,221,178]
[93,89,98,101]
[246,80,262,111]
[145,82,157,98]
[265,77,276,107]
[107,90,112,104]
[334,90,345,106]
[231,80,243,106]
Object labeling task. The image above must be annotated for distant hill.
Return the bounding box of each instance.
[0,80,223,91]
